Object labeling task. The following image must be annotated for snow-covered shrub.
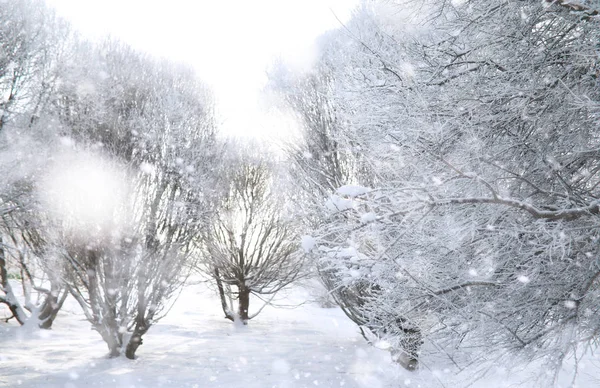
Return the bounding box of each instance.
[272,0,600,380]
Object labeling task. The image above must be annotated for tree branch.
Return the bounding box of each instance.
[432,196,600,221]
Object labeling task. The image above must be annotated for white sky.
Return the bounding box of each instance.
[45,0,359,142]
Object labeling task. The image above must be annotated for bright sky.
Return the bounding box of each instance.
[45,0,359,141]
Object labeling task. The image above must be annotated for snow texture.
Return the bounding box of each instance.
[325,194,354,211]
[301,235,317,253]
[360,212,377,223]
[2,281,598,388]
[336,185,370,198]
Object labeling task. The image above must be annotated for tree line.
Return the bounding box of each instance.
[0,0,303,360]
[2,0,600,384]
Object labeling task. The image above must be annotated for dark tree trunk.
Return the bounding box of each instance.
[125,333,142,359]
[125,320,149,359]
[393,328,422,371]
[37,286,68,329]
[238,286,250,324]
[0,241,26,325]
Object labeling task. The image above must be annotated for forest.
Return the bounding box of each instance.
[1,1,599,387]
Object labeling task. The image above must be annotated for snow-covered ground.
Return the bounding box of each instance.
[1,282,599,388]
[1,282,398,388]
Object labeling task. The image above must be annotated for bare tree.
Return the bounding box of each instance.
[200,154,303,325]
[42,38,217,359]
[0,0,219,359]
[0,0,71,329]
[0,0,70,132]
[0,208,67,328]
[268,56,378,312]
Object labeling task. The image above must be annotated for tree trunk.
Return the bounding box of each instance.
[0,240,27,325]
[125,332,142,359]
[101,327,122,358]
[393,329,422,371]
[214,268,234,321]
[125,320,149,359]
[37,286,68,329]
[238,286,250,325]
[108,345,121,358]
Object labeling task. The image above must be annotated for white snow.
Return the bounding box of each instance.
[336,185,370,198]
[325,194,354,211]
[564,300,577,309]
[59,136,75,148]
[330,246,359,259]
[301,235,317,253]
[360,212,377,223]
[140,162,156,175]
[2,282,599,388]
[517,275,530,283]
[272,359,291,374]
[430,176,443,186]
[0,283,397,388]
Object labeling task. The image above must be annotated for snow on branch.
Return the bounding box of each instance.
[431,196,600,221]
[546,0,600,15]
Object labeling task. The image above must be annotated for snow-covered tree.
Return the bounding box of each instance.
[0,206,68,329]
[0,0,70,132]
[42,40,217,358]
[274,0,600,377]
[199,150,303,325]
[0,0,71,329]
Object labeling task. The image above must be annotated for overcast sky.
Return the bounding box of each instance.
[45,0,359,140]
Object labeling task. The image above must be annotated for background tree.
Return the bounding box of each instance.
[268,7,419,367]
[200,151,303,325]
[41,38,218,359]
[0,0,219,358]
[0,208,67,329]
[0,0,71,329]
[0,0,70,132]
[267,42,382,311]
